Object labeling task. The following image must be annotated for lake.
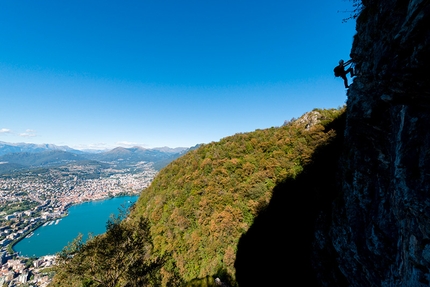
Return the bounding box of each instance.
[13,195,139,257]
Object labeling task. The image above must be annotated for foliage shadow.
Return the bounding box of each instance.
[234,112,348,286]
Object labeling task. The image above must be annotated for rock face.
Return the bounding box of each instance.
[321,0,430,286]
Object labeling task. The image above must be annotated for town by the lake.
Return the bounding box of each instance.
[0,162,157,287]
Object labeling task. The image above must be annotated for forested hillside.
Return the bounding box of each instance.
[49,107,345,286]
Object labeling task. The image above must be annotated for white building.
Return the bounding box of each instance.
[18,272,29,283]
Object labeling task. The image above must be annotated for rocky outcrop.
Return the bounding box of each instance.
[318,0,430,286]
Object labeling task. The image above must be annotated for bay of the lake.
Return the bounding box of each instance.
[14,195,139,258]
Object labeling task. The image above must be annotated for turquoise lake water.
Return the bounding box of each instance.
[13,195,139,257]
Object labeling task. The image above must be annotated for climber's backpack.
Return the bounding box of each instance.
[333,66,342,77]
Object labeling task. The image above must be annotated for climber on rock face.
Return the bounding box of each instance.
[334,59,354,88]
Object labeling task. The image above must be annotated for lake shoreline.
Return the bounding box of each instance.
[11,194,140,258]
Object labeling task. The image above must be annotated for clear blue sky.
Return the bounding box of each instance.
[0,0,356,150]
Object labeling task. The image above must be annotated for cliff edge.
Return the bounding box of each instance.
[319,0,430,286]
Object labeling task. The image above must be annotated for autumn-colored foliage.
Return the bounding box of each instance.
[49,107,345,286]
[129,107,345,285]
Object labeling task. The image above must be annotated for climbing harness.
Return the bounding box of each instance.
[344,59,356,76]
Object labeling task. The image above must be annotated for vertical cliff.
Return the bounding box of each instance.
[322,0,430,285]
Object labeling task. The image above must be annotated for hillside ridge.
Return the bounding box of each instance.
[50,107,346,286]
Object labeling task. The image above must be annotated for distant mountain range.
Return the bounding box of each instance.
[0,141,197,174]
[0,141,187,156]
[0,141,82,156]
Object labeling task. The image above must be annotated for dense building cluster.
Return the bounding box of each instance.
[0,161,157,286]
[0,253,56,287]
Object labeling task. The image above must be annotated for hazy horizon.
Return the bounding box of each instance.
[0,140,190,152]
